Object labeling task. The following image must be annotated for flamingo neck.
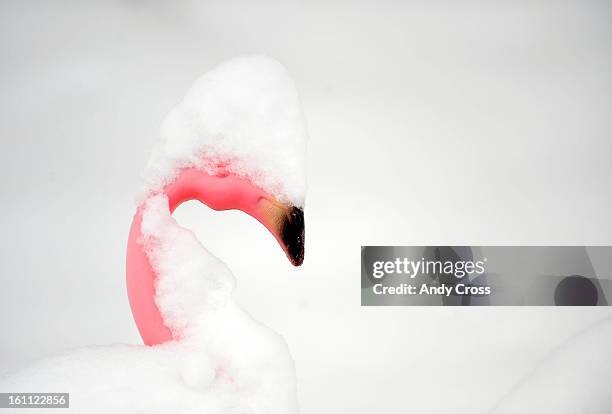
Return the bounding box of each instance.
[126,168,270,346]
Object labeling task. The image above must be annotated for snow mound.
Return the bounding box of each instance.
[0,194,298,414]
[143,55,308,207]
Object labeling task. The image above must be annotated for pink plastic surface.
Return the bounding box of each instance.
[126,168,284,346]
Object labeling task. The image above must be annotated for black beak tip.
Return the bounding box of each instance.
[282,207,305,266]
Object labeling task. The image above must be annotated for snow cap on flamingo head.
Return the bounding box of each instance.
[143,55,308,208]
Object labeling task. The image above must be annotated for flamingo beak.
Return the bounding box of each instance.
[257,198,305,266]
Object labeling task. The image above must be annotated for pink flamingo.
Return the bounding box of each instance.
[127,168,304,346]
[1,55,307,414]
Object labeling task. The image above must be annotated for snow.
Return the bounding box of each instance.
[140,194,237,339]
[143,55,308,207]
[1,13,611,413]
[0,193,298,414]
[491,316,612,413]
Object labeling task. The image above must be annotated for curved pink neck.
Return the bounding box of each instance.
[126,169,271,346]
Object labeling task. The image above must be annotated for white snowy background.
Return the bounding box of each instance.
[1,1,612,413]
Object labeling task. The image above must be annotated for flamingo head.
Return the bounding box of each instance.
[144,54,308,264]
[129,55,307,345]
[162,166,305,266]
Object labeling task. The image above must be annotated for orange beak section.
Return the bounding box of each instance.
[257,198,305,266]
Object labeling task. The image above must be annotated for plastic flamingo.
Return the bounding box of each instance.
[1,55,307,414]
[127,168,304,346]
